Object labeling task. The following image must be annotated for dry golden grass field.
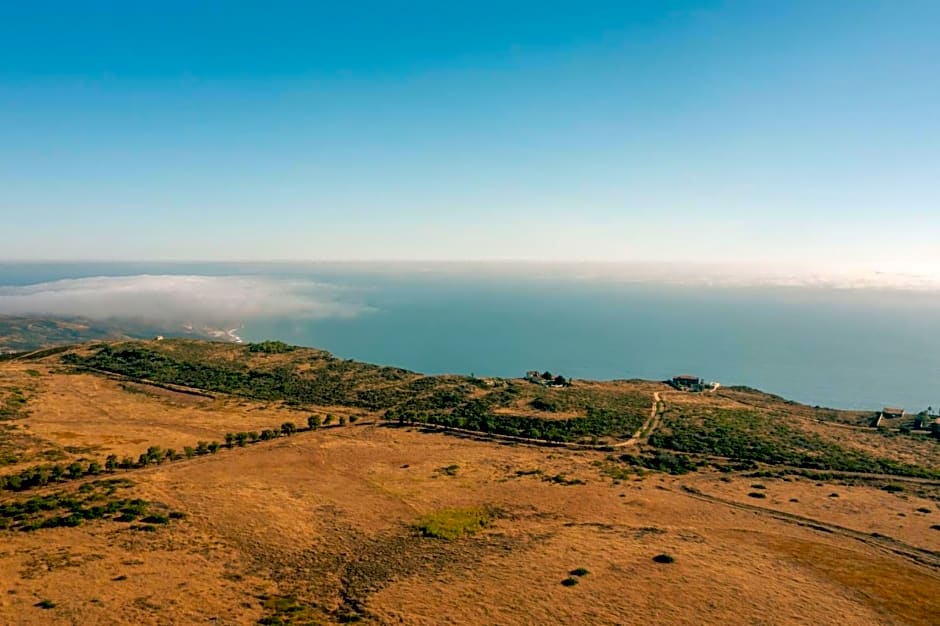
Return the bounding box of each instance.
[0,342,937,625]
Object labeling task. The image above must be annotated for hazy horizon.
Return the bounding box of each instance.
[3,261,940,411]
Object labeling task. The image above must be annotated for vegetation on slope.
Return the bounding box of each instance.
[60,341,650,443]
[649,407,939,478]
[0,478,183,532]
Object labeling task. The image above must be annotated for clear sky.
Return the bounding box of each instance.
[2,1,938,271]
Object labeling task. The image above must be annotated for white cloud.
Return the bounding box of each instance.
[0,274,370,324]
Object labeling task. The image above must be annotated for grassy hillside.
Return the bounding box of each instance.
[1,339,938,625]
[49,339,938,473]
[58,340,652,444]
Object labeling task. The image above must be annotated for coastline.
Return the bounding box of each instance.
[202,325,243,344]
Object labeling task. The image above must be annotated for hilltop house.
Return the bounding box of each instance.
[881,407,905,420]
[671,375,703,391]
[525,370,570,387]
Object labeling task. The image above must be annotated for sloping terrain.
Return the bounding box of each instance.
[0,340,937,625]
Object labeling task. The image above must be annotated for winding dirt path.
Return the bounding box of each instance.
[612,391,663,448]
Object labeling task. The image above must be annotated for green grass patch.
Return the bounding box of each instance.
[413,507,493,540]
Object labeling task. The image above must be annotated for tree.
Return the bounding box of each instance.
[307,415,321,430]
[349,415,359,424]
[105,454,118,472]
[281,422,297,436]
[146,446,163,464]
[541,371,553,381]
[67,462,84,479]
[235,432,249,447]
[324,414,334,426]
[208,441,221,454]
[183,446,195,459]
[553,375,567,386]
[225,433,235,448]
[248,431,259,443]
[195,441,209,455]
[338,415,347,426]
[87,461,102,475]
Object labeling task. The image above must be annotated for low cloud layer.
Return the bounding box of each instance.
[0,275,370,325]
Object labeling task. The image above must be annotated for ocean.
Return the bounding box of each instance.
[2,261,939,412]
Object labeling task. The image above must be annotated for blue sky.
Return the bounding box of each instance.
[1,1,938,271]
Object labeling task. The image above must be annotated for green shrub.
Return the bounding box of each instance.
[748,492,767,499]
[561,577,579,586]
[35,599,56,609]
[652,553,675,564]
[530,397,558,412]
[132,524,158,532]
[546,474,585,486]
[569,567,589,577]
[248,341,295,354]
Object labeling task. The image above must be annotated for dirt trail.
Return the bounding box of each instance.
[678,485,940,572]
[612,391,663,448]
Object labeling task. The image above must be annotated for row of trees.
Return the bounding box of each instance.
[1,413,358,493]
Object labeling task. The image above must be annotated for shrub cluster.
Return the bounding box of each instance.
[0,479,182,533]
[248,341,295,354]
[386,401,645,443]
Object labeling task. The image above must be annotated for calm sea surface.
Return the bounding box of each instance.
[2,262,939,411]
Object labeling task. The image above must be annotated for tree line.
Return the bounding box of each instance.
[0,413,353,494]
